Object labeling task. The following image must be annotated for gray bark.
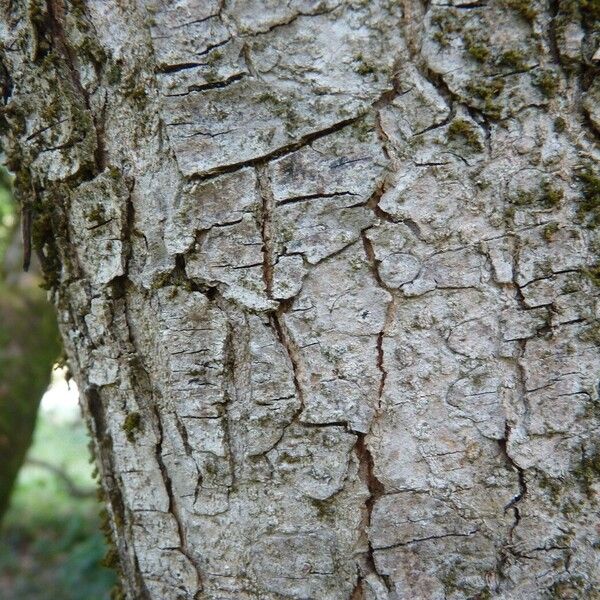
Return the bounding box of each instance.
[2,0,600,598]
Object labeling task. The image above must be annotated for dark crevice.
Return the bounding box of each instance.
[241,43,259,79]
[361,231,393,407]
[238,4,343,37]
[464,104,492,153]
[25,118,68,141]
[36,137,86,154]
[189,116,362,182]
[354,433,391,594]
[181,128,234,139]
[365,182,395,224]
[454,1,488,7]
[185,38,232,60]
[152,406,204,593]
[21,204,32,271]
[45,0,107,172]
[413,160,450,167]
[173,414,194,458]
[350,576,365,600]
[412,112,454,137]
[256,165,275,297]
[85,217,115,231]
[277,191,358,206]
[270,309,306,415]
[581,107,600,141]
[373,529,479,551]
[498,423,527,550]
[221,321,239,491]
[304,420,349,429]
[156,61,207,74]
[519,269,583,288]
[492,64,539,79]
[165,72,246,97]
[415,63,456,111]
[547,0,568,78]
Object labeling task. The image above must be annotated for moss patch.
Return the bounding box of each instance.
[503,0,537,23]
[497,49,526,70]
[447,119,483,151]
[542,182,564,209]
[573,446,600,499]
[536,70,559,97]
[543,222,559,241]
[580,0,600,22]
[466,79,505,118]
[464,31,490,62]
[122,412,141,442]
[576,165,600,227]
[554,116,567,132]
[584,263,600,287]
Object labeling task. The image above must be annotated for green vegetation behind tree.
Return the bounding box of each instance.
[0,168,61,521]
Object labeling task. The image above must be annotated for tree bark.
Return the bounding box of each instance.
[2,0,599,598]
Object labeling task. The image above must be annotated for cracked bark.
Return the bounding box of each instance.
[2,0,600,599]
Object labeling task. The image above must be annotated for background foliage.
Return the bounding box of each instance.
[0,167,115,598]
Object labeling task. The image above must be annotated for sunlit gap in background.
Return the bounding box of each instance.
[40,365,80,422]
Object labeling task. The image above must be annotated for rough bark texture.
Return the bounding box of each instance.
[2,0,600,598]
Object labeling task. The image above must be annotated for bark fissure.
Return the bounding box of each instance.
[276,191,358,206]
[164,73,246,97]
[189,116,362,181]
[152,406,204,596]
[256,164,275,298]
[354,434,391,595]
[269,308,306,419]
[45,0,106,172]
[373,529,480,551]
[361,230,395,407]
[236,4,343,37]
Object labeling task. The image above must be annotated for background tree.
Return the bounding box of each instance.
[1,1,599,598]
[0,167,61,522]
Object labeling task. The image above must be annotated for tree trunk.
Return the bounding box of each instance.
[2,0,599,598]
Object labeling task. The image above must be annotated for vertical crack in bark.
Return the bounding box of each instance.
[270,305,306,417]
[497,191,529,577]
[241,43,259,79]
[45,0,107,172]
[256,163,308,427]
[354,433,391,595]
[350,580,365,600]
[256,164,275,298]
[152,406,204,597]
[174,413,194,458]
[509,233,531,427]
[546,0,569,80]
[352,216,397,593]
[400,0,494,149]
[117,272,205,597]
[361,229,396,409]
[221,321,238,490]
[498,423,528,554]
